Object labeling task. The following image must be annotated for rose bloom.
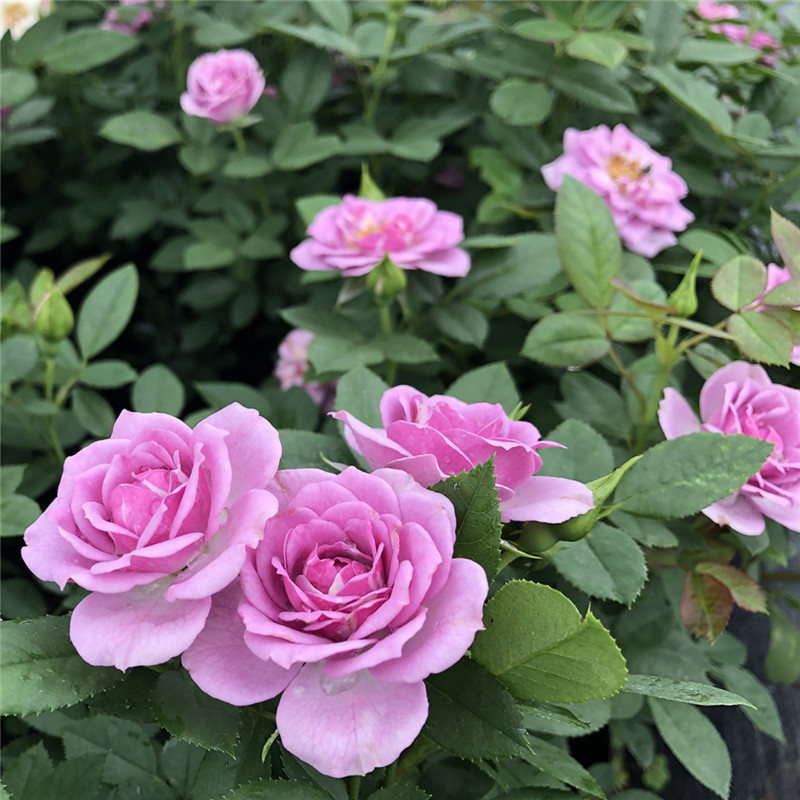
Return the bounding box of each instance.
[659,362,800,535]
[333,386,594,524]
[695,2,779,67]
[101,0,165,35]
[1,0,49,39]
[695,1,740,21]
[183,466,488,778]
[274,328,336,410]
[22,404,281,670]
[289,195,471,278]
[541,124,695,258]
[180,49,266,124]
[745,263,800,366]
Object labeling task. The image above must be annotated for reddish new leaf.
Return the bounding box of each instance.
[680,570,733,643]
[695,562,767,614]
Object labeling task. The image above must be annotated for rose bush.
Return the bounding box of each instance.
[275,327,336,409]
[289,195,470,277]
[183,466,488,777]
[659,362,800,535]
[22,403,281,669]
[334,386,594,524]
[541,123,694,257]
[180,49,266,124]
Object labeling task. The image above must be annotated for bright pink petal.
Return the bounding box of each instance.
[182,584,296,705]
[332,410,411,467]
[69,583,212,670]
[276,663,428,778]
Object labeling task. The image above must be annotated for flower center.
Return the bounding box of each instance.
[3,2,33,28]
[606,154,649,187]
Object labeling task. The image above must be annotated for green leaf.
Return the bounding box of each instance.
[681,570,733,643]
[430,303,488,347]
[81,360,138,389]
[610,512,678,548]
[278,430,354,470]
[76,263,139,360]
[295,194,342,227]
[273,122,341,170]
[471,581,627,703]
[513,19,575,42]
[179,143,222,176]
[100,111,182,151]
[424,658,528,759]
[43,28,138,73]
[553,522,648,606]
[641,0,683,62]
[676,40,759,65]
[523,735,606,798]
[550,60,637,113]
[614,433,774,519]
[521,312,610,368]
[727,309,794,365]
[566,32,628,70]
[280,48,332,118]
[765,602,800,684]
[489,80,553,126]
[649,699,731,799]
[623,674,753,707]
[195,381,272,417]
[374,333,438,365]
[308,334,383,373]
[72,387,116,438]
[0,335,38,383]
[0,68,37,106]
[183,240,237,270]
[556,371,632,440]
[1,493,42,537]
[711,256,767,311]
[132,364,185,416]
[334,366,388,428]
[711,664,784,742]
[193,19,250,48]
[152,670,240,756]
[431,460,502,580]
[223,154,273,179]
[447,362,520,413]
[679,229,743,265]
[538,419,614,484]
[771,209,800,276]
[222,779,333,800]
[308,0,352,33]
[0,616,124,715]
[556,176,622,309]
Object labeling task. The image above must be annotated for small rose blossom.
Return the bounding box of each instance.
[290,195,470,278]
[180,49,266,124]
[101,0,165,35]
[695,1,741,21]
[542,124,695,258]
[744,263,800,366]
[22,404,281,670]
[1,0,49,40]
[183,466,488,778]
[274,328,336,410]
[333,386,594,524]
[695,2,780,66]
[659,362,800,535]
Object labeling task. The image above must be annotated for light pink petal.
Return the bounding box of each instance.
[182,584,297,705]
[332,410,411,467]
[276,663,428,778]
[699,362,771,423]
[750,495,800,533]
[415,247,471,277]
[659,388,702,439]
[383,454,448,487]
[370,558,487,683]
[499,475,594,523]
[703,492,765,536]
[111,409,192,441]
[69,582,212,670]
[290,240,338,272]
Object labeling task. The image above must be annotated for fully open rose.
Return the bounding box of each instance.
[659,361,800,535]
[183,466,488,778]
[333,386,594,524]
[22,403,280,669]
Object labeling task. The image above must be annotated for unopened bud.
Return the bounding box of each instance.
[34,288,74,343]
[366,255,407,301]
[29,268,55,307]
[667,251,701,318]
[358,164,386,202]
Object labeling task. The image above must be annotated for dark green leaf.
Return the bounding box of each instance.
[431,303,488,347]
[765,602,800,684]
[281,48,332,118]
[278,430,354,470]
[222,779,333,799]
[513,19,575,42]
[81,360,138,389]
[538,419,613,483]
[523,735,606,798]
[676,40,758,65]
[1,335,38,383]
[711,665,784,742]
[550,61,637,113]
[132,364,185,416]
[727,310,794,366]
[489,80,553,126]
[521,312,610,367]
[566,32,628,70]
[623,674,752,707]
[447,362,520,413]
[100,111,182,151]
[711,256,767,311]
[1,494,42,537]
[334,366,388,428]
[44,29,138,73]
[72,387,116,438]
[0,68,37,106]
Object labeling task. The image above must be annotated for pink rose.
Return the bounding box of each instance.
[695,1,741,21]
[100,0,165,35]
[180,49,266,124]
[744,263,800,365]
[695,3,780,66]
[658,362,800,535]
[22,404,281,670]
[274,328,336,410]
[542,124,695,258]
[333,386,594,524]
[183,466,488,777]
[289,195,471,278]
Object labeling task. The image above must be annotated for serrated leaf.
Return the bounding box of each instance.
[430,303,488,347]
[649,699,731,799]
[424,658,528,759]
[151,671,240,756]
[334,366,388,428]
[0,617,124,715]
[76,264,139,360]
[711,665,784,741]
[522,312,610,367]
[431,460,502,580]
[694,563,767,613]
[727,309,793,365]
[614,433,773,519]
[132,364,185,416]
[566,32,628,70]
[711,256,767,311]
[771,209,800,276]
[556,176,622,309]
[100,111,182,151]
[471,581,627,703]
[221,779,333,800]
[523,735,606,798]
[489,79,553,126]
[680,570,733,643]
[447,362,520,413]
[553,522,647,605]
[278,430,354,471]
[622,674,753,707]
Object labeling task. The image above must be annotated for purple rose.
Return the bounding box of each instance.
[180,49,266,124]
[541,124,695,258]
[22,404,280,669]
[183,466,488,778]
[659,362,800,535]
[289,194,471,278]
[333,386,594,524]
